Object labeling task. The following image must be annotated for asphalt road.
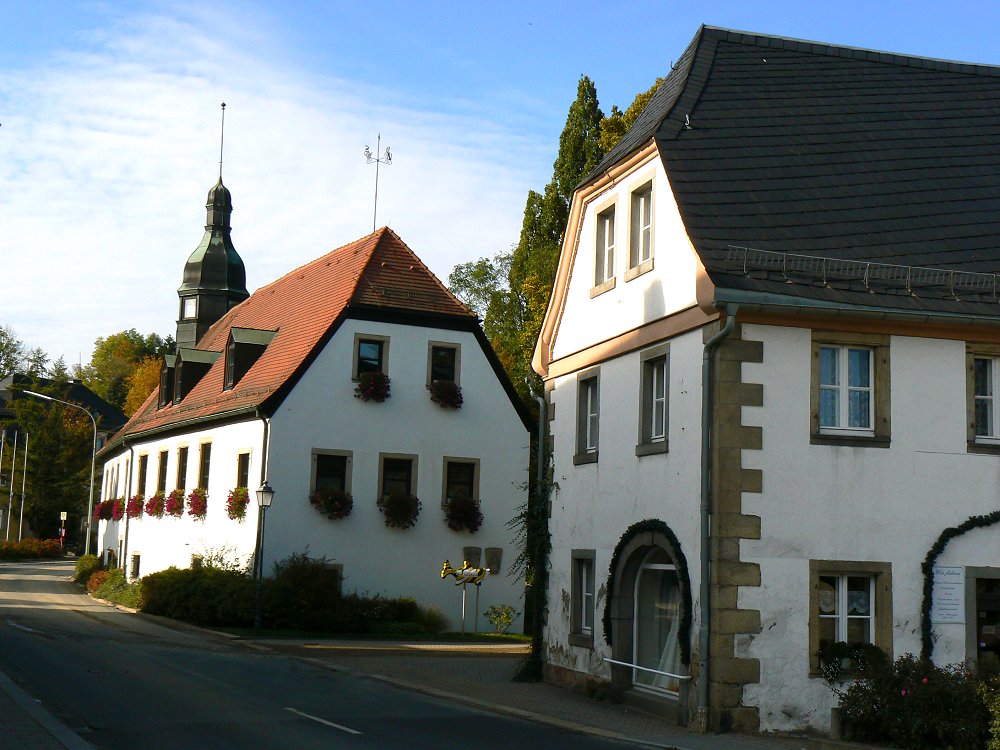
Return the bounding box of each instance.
[0,559,630,750]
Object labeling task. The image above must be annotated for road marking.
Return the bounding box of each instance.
[7,619,44,635]
[285,707,361,735]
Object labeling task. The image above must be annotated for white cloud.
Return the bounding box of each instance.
[0,5,548,366]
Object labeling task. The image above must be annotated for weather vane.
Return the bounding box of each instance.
[219,102,227,179]
[364,134,392,232]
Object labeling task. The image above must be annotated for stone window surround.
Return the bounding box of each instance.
[378,452,418,499]
[574,367,600,465]
[808,559,893,676]
[352,333,390,381]
[636,342,669,456]
[966,343,1000,455]
[810,330,891,447]
[441,456,479,508]
[625,176,654,281]
[311,448,353,494]
[591,192,618,296]
[427,341,461,387]
[570,548,597,648]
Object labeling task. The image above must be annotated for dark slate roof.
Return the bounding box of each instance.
[0,374,128,434]
[595,26,1000,316]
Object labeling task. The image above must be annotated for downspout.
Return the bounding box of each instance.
[531,392,548,670]
[121,442,134,580]
[697,303,738,731]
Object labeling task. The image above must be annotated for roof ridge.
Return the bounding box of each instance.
[701,25,1000,76]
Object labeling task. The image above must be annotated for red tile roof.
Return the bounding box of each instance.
[116,228,474,440]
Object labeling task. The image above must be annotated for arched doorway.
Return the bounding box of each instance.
[605,520,692,704]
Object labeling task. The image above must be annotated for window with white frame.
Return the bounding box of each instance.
[575,372,599,464]
[353,334,389,379]
[595,207,615,286]
[808,560,892,674]
[819,345,873,431]
[629,182,652,269]
[428,342,460,384]
[974,356,1000,440]
[637,344,669,455]
[570,550,596,647]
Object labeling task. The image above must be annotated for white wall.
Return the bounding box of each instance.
[739,325,1000,733]
[264,318,529,630]
[97,419,265,575]
[544,327,706,675]
[552,160,701,361]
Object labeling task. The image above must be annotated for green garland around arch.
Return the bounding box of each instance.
[920,509,1000,661]
[602,518,693,666]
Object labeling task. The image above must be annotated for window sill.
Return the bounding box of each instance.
[568,632,594,649]
[590,278,616,298]
[573,451,599,466]
[811,433,889,448]
[969,440,1000,455]
[635,441,668,457]
[625,258,654,282]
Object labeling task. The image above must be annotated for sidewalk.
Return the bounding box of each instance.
[252,638,852,750]
[0,668,93,750]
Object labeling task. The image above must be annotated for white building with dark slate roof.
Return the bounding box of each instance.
[534,25,1000,736]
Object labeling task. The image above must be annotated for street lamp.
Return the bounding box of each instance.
[23,390,98,555]
[253,480,274,633]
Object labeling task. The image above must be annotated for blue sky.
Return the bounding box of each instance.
[3,0,1000,366]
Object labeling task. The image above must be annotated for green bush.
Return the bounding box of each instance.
[94,569,143,609]
[141,567,255,626]
[830,652,989,749]
[484,604,521,634]
[263,551,344,630]
[75,554,101,582]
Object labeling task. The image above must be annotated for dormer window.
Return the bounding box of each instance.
[158,355,176,408]
[224,328,277,391]
[174,348,221,403]
[181,297,197,320]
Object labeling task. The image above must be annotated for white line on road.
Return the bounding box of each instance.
[7,619,44,635]
[285,707,362,735]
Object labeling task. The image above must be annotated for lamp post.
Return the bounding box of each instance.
[23,391,98,555]
[253,480,274,633]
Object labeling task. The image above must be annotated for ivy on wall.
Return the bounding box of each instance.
[602,518,693,666]
[920,509,1000,661]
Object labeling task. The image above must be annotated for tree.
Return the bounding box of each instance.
[3,381,95,543]
[447,252,512,321]
[23,347,49,377]
[598,78,663,153]
[0,325,26,379]
[80,329,172,410]
[123,355,163,416]
[494,76,606,404]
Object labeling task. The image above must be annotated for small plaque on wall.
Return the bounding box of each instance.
[931,566,966,624]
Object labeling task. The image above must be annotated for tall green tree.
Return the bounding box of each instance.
[80,329,172,409]
[597,78,663,154]
[0,325,26,379]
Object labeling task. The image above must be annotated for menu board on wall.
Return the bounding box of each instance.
[931,566,966,624]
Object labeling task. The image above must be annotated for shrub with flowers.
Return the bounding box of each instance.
[429,380,463,409]
[165,489,185,517]
[0,538,62,561]
[444,494,483,533]
[355,371,391,402]
[309,487,354,520]
[825,648,990,749]
[111,497,125,522]
[145,492,165,518]
[126,494,144,519]
[226,487,249,521]
[94,499,114,522]
[377,493,420,529]
[187,487,208,520]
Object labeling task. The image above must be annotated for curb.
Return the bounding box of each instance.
[0,668,95,750]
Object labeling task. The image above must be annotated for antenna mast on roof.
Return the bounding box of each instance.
[364,134,392,232]
[218,102,226,179]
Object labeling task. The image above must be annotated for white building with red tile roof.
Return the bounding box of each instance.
[96,181,531,630]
